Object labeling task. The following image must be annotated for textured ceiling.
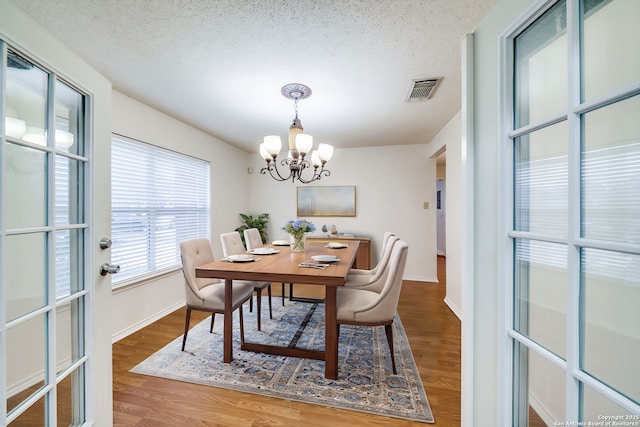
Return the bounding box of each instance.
[10,0,496,152]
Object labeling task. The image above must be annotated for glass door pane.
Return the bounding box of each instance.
[5,49,48,147]
[5,313,47,415]
[581,95,640,245]
[582,382,640,422]
[56,297,85,374]
[514,239,568,358]
[513,341,567,425]
[514,0,568,128]
[54,80,84,156]
[3,233,47,322]
[514,123,569,237]
[581,248,640,405]
[582,0,640,101]
[2,143,47,229]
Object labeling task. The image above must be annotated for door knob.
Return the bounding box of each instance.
[99,238,112,250]
[100,263,120,276]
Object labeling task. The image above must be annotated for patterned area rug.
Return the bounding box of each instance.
[131,298,434,423]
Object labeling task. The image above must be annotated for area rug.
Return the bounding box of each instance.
[131,298,434,423]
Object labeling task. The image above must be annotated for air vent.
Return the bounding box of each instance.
[406,77,442,102]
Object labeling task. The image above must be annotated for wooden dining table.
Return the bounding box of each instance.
[195,240,359,380]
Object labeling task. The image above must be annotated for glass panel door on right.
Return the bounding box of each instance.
[508,0,640,425]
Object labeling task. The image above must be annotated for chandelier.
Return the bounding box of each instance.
[259,83,334,183]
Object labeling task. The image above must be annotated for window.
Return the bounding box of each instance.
[505,0,640,424]
[111,135,210,285]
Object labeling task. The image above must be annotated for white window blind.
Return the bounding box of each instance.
[55,154,72,297]
[514,142,640,281]
[111,135,210,285]
[582,141,640,245]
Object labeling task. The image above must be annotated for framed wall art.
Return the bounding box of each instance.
[296,186,356,217]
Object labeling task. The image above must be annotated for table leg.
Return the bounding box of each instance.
[324,286,338,379]
[224,278,233,363]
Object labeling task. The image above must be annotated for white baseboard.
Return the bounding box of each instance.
[529,391,556,427]
[444,296,462,320]
[404,274,439,283]
[112,301,185,343]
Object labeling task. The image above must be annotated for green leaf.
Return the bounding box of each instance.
[236,212,270,245]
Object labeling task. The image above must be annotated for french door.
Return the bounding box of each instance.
[0,40,110,425]
[504,0,640,424]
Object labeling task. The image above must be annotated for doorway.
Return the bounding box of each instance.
[436,179,446,255]
[436,152,446,257]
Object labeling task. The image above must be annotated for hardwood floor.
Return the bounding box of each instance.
[113,256,462,426]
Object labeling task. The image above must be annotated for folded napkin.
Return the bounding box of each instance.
[298,262,328,269]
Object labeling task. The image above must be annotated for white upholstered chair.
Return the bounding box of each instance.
[344,234,400,290]
[336,239,409,374]
[179,238,254,351]
[244,227,289,306]
[348,231,396,276]
[220,231,273,330]
[243,227,263,252]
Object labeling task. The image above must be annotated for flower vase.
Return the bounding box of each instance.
[289,233,307,252]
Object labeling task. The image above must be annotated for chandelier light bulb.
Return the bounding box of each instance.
[55,129,74,148]
[317,143,334,162]
[295,133,313,155]
[5,117,26,139]
[310,150,322,167]
[23,126,46,146]
[263,135,282,156]
[259,143,272,161]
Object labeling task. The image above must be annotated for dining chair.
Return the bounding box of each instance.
[179,238,254,351]
[336,240,409,374]
[244,227,290,306]
[348,231,396,276]
[344,235,400,290]
[220,231,273,330]
[243,227,264,251]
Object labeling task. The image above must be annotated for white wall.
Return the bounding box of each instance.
[110,91,251,340]
[248,143,438,282]
[425,111,464,318]
[445,113,464,319]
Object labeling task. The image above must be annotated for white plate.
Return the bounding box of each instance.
[272,240,290,246]
[325,242,348,249]
[311,255,340,263]
[250,248,279,255]
[227,254,257,262]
